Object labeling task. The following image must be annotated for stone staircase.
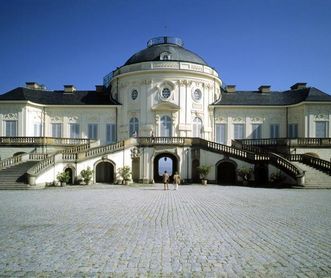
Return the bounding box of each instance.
[0,161,39,190]
[292,162,331,188]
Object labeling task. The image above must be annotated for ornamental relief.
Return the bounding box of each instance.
[68,116,79,122]
[232,117,244,123]
[215,116,227,123]
[250,117,264,123]
[314,113,328,120]
[3,113,18,120]
[179,80,193,86]
[50,116,62,122]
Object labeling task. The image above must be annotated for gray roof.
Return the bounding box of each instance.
[0,87,120,105]
[213,87,331,106]
[124,43,208,66]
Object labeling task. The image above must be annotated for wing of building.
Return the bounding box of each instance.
[1,36,331,189]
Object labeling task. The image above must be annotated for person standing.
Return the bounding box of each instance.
[162,170,169,190]
[173,171,181,190]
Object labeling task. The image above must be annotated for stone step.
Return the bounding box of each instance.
[292,162,331,187]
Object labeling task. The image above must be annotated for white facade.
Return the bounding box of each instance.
[1,36,331,187]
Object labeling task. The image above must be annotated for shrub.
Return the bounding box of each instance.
[237,167,253,181]
[270,171,285,185]
[56,171,70,184]
[117,166,132,183]
[80,167,94,185]
[197,165,211,180]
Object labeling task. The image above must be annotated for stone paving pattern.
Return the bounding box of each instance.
[0,184,331,277]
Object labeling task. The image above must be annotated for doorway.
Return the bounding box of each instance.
[153,153,178,183]
[96,161,114,183]
[217,160,237,185]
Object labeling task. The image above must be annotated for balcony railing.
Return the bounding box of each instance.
[0,137,91,146]
[237,138,331,147]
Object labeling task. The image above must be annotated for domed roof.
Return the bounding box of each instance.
[124,37,209,66]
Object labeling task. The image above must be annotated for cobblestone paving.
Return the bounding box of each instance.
[0,184,331,277]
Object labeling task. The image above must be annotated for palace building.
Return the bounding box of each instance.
[0,37,331,189]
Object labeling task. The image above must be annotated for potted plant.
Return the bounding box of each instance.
[197,165,211,185]
[80,167,94,185]
[237,167,253,186]
[117,166,132,185]
[270,171,285,187]
[56,171,70,186]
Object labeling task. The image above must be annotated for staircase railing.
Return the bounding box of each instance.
[0,155,23,170]
[302,155,331,175]
[232,139,304,180]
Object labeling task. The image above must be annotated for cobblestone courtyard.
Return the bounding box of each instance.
[0,184,330,277]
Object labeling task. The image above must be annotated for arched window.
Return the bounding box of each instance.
[193,117,203,138]
[160,116,172,137]
[129,117,139,137]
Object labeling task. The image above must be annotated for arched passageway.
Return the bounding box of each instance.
[64,167,74,185]
[96,161,114,183]
[254,164,268,185]
[153,153,178,183]
[192,159,200,183]
[217,160,237,185]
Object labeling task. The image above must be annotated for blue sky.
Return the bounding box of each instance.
[1,0,330,93]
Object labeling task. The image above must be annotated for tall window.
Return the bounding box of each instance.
[252,124,262,139]
[234,124,245,139]
[52,123,62,138]
[315,121,328,138]
[129,117,139,137]
[88,124,98,140]
[216,124,226,144]
[270,124,279,139]
[69,123,80,138]
[288,123,298,138]
[193,117,203,138]
[34,123,42,137]
[160,115,172,137]
[4,120,17,137]
[106,124,116,143]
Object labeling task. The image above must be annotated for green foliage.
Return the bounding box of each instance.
[270,171,285,185]
[237,167,254,181]
[56,171,70,183]
[80,167,94,185]
[117,166,132,182]
[197,165,211,179]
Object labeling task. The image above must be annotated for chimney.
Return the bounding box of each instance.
[64,85,76,93]
[95,85,105,93]
[258,85,271,93]
[225,85,236,93]
[26,82,41,90]
[290,83,307,90]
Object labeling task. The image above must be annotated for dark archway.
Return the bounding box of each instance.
[217,160,237,185]
[153,153,178,183]
[254,163,268,186]
[192,159,200,183]
[64,167,73,185]
[96,161,114,183]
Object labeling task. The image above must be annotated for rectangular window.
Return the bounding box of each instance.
[69,123,80,139]
[252,124,262,139]
[315,121,328,138]
[234,124,245,139]
[288,123,298,138]
[106,124,116,143]
[51,123,62,138]
[216,124,226,144]
[33,123,42,137]
[4,120,17,137]
[88,124,98,140]
[270,124,280,139]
